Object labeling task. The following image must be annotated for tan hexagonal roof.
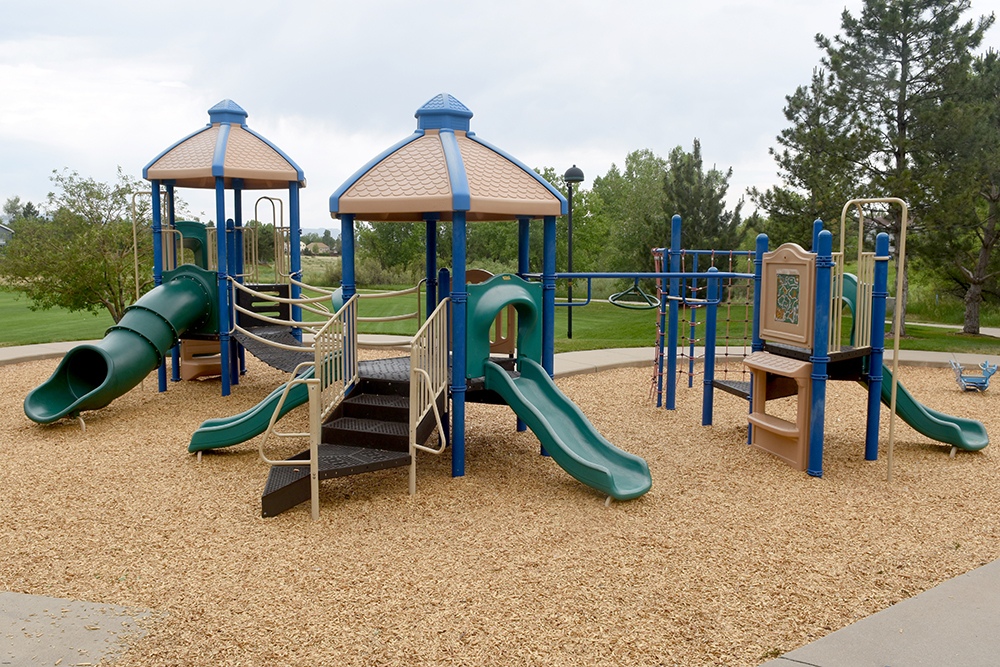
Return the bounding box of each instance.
[144,100,304,190]
[330,94,565,222]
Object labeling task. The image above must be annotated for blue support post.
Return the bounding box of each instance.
[425,215,438,319]
[752,234,767,352]
[702,268,719,425]
[811,219,824,252]
[750,234,768,445]
[226,219,239,386]
[289,182,303,343]
[515,216,531,433]
[167,183,182,384]
[517,217,530,277]
[807,230,833,477]
[233,182,246,377]
[438,265,452,446]
[215,177,231,397]
[666,215,681,409]
[656,255,667,408]
[865,233,891,460]
[688,254,698,387]
[451,212,468,477]
[151,181,169,392]
[340,214,355,300]
[542,215,556,377]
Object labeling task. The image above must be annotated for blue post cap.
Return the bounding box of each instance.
[208,99,249,125]
[415,93,473,132]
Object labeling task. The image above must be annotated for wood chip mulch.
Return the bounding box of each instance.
[1,351,997,666]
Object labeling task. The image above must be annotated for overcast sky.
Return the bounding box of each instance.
[4,0,1000,233]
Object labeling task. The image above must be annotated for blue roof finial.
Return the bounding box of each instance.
[415,93,473,132]
[208,99,249,125]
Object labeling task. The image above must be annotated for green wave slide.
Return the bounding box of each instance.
[838,273,987,451]
[865,364,989,451]
[24,265,218,424]
[484,356,652,500]
[187,366,313,453]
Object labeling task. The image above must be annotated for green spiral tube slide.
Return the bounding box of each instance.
[24,265,218,424]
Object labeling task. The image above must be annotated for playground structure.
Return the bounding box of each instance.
[949,359,998,392]
[22,96,988,518]
[23,95,653,518]
[696,198,989,478]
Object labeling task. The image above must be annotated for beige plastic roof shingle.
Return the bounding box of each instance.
[144,100,304,190]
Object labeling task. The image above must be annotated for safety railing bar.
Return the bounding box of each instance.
[231,304,325,332]
[232,324,318,352]
[231,279,338,306]
[358,312,419,323]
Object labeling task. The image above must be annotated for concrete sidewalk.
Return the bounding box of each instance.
[761,558,1000,666]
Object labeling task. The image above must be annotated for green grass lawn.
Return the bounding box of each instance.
[3,284,999,357]
[0,292,114,346]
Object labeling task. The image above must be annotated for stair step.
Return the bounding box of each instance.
[323,416,409,451]
[261,444,411,517]
[342,393,409,421]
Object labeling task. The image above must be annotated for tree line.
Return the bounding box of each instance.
[2,0,999,334]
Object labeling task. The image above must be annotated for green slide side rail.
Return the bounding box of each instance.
[188,366,315,453]
[484,357,652,500]
[24,265,218,424]
[869,364,989,451]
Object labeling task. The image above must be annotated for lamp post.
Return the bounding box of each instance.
[564,165,584,338]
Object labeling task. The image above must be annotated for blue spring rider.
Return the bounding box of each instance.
[949,360,998,392]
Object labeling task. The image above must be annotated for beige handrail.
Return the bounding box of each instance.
[840,197,908,482]
[257,296,359,519]
[408,298,450,495]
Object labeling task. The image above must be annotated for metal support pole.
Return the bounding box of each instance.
[451,212,467,477]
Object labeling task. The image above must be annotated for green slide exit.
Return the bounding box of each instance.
[839,273,988,451]
[24,265,218,424]
[484,357,652,500]
[868,364,988,451]
[188,366,314,452]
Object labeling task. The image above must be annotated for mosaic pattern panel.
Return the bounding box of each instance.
[775,271,800,325]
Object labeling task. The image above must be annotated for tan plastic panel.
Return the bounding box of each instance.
[744,351,812,471]
[760,243,816,349]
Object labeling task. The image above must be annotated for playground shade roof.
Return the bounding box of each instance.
[330,94,566,222]
[143,100,305,190]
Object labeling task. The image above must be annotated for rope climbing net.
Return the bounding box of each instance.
[650,247,754,404]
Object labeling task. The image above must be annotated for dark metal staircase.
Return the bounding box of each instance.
[260,357,445,517]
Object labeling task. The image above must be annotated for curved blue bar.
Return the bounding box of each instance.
[211,123,231,178]
[439,129,471,211]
